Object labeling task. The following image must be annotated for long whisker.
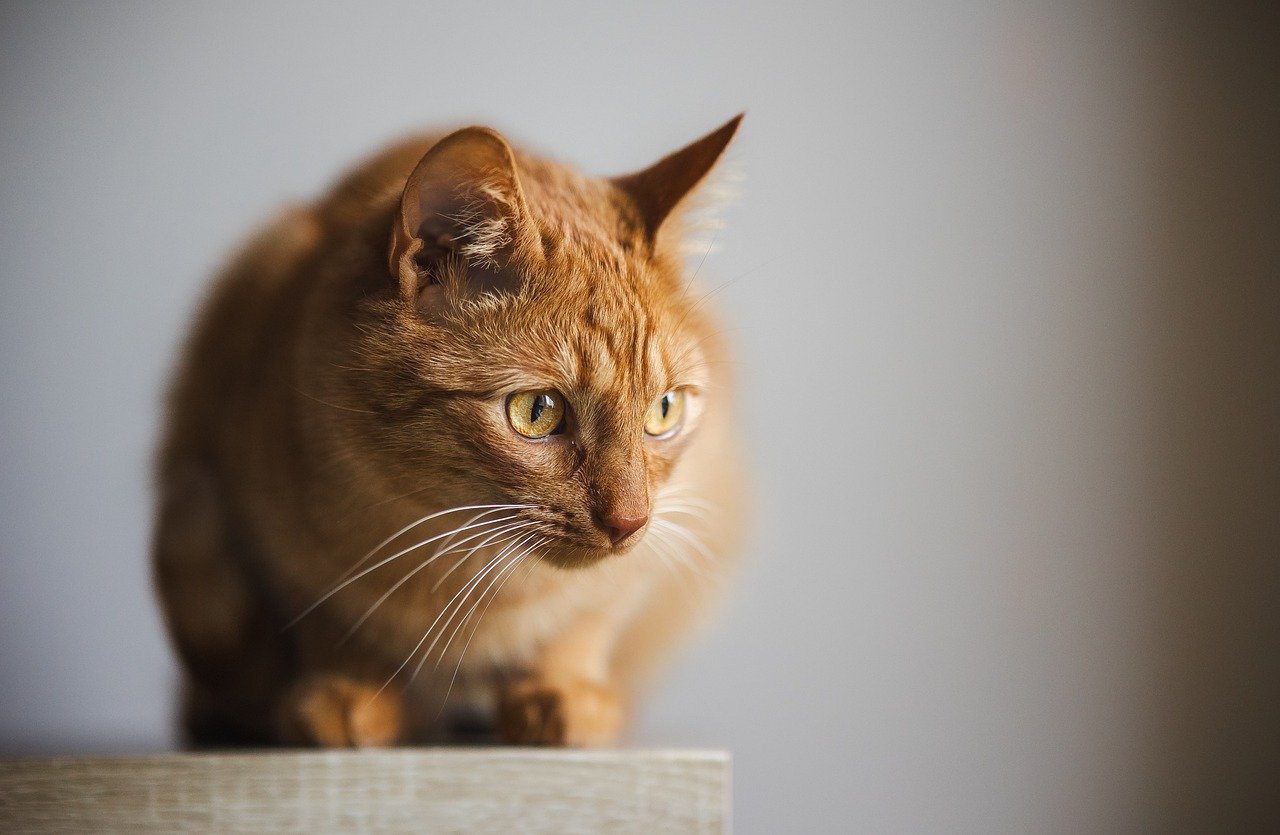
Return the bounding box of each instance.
[336,520,536,644]
[428,509,496,560]
[678,231,718,306]
[431,536,543,677]
[404,537,534,688]
[650,518,718,571]
[654,485,715,505]
[655,503,713,518]
[413,517,536,577]
[411,532,542,681]
[647,526,714,586]
[429,520,541,592]
[285,511,524,629]
[653,493,717,519]
[674,251,779,334]
[644,529,688,584]
[368,548,512,703]
[333,503,533,588]
[667,326,744,376]
[657,491,714,504]
[435,539,545,714]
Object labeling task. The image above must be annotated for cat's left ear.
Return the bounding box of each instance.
[389,127,538,303]
[612,113,743,244]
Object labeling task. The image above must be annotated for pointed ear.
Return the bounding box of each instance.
[389,127,537,302]
[612,113,743,242]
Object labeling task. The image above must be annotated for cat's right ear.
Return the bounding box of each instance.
[389,127,537,304]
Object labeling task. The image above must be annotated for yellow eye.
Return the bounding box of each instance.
[506,389,567,438]
[645,389,686,437]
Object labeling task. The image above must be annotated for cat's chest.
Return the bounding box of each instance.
[446,564,646,670]
[349,558,637,674]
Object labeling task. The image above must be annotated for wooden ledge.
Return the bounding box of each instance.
[0,748,730,833]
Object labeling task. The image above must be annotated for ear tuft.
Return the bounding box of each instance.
[612,113,744,242]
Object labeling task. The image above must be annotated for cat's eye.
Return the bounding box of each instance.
[644,389,686,438]
[507,389,567,439]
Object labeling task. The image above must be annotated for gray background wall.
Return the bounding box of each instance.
[1,2,1276,832]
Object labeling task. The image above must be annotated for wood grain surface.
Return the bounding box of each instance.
[0,748,730,833]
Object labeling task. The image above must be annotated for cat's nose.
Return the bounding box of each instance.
[601,511,649,545]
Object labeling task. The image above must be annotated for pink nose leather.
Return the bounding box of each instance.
[601,512,648,545]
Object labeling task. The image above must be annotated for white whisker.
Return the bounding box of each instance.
[436,539,546,713]
[286,511,524,629]
[648,527,714,586]
[655,506,712,523]
[431,536,543,676]
[651,518,718,571]
[428,508,500,560]
[334,503,533,587]
[422,533,541,671]
[369,548,512,702]
[337,520,536,644]
[429,520,541,592]
[405,537,533,687]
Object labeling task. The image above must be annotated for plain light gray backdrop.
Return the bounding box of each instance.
[2,2,1276,832]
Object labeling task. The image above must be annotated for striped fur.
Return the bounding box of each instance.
[153,118,746,747]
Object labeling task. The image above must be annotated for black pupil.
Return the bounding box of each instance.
[661,394,671,417]
[530,394,550,424]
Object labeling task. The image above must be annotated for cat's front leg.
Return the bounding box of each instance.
[498,676,623,747]
[497,610,626,747]
[276,674,405,748]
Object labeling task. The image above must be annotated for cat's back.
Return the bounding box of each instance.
[161,205,323,458]
[162,133,446,446]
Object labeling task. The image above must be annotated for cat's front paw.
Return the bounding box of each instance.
[498,678,623,747]
[277,675,404,748]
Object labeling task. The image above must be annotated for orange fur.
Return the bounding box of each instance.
[153,117,746,747]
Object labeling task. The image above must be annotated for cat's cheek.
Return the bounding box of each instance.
[482,432,580,494]
[645,422,699,473]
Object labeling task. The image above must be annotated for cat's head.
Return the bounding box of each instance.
[351,116,740,568]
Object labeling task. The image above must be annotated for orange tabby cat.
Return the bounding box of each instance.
[152,115,745,747]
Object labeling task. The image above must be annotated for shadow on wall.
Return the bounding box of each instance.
[1149,5,1279,829]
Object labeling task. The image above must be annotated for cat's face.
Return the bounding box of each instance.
[353,118,738,567]
[376,262,710,566]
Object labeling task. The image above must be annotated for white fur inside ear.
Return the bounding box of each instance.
[445,178,515,269]
[678,159,742,257]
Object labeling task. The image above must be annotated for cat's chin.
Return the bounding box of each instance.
[538,538,644,570]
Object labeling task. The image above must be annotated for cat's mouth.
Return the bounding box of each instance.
[606,525,648,554]
[536,527,648,568]
[509,505,651,567]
